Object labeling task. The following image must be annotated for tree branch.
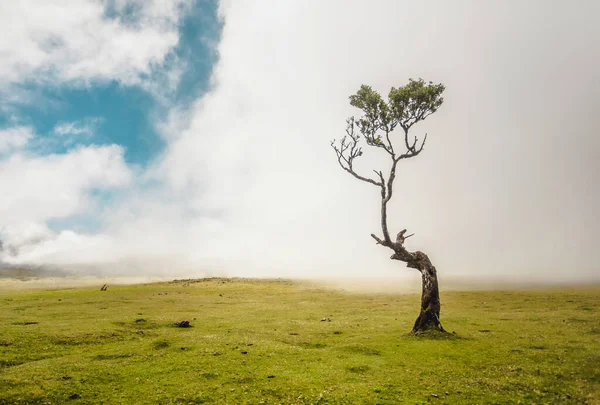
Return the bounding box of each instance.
[395,129,428,162]
[331,141,382,187]
[373,170,385,186]
[371,231,421,267]
[403,125,411,152]
[384,129,395,156]
[371,233,385,244]
[330,118,384,187]
[416,133,427,153]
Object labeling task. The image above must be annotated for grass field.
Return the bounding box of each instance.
[0,278,598,404]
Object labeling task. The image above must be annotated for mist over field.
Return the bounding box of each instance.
[1,1,599,285]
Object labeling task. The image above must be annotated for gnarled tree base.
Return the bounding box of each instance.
[372,233,448,335]
[411,262,446,334]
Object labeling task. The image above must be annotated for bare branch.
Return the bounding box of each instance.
[416,133,427,154]
[331,118,384,188]
[331,141,382,187]
[395,229,414,246]
[396,229,407,245]
[373,170,385,185]
[410,135,418,152]
[373,230,419,265]
[403,125,411,152]
[355,116,395,156]
[341,166,382,187]
[370,233,388,247]
[384,129,395,156]
[395,129,428,162]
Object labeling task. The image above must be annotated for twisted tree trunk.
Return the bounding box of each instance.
[372,233,446,334]
[407,252,444,333]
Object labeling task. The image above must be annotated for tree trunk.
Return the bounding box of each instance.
[372,234,447,334]
[411,259,445,334]
[388,245,445,333]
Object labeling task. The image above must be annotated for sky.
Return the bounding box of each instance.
[0,0,599,283]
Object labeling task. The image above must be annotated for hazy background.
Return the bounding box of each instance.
[1,1,599,285]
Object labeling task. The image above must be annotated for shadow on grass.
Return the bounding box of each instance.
[402,330,468,341]
[0,360,23,368]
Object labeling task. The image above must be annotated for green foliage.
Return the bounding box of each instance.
[349,79,445,142]
[388,79,445,128]
[331,78,445,188]
[0,279,598,404]
[349,85,392,137]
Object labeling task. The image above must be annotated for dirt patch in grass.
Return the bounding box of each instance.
[153,339,170,349]
[0,360,23,368]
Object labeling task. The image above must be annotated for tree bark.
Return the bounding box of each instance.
[408,252,445,334]
[372,234,446,334]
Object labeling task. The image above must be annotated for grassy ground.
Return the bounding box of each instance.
[0,278,598,404]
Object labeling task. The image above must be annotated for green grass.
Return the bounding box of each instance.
[0,278,598,404]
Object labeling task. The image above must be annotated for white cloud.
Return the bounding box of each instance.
[0,143,132,240]
[53,118,101,137]
[0,222,55,253]
[0,126,34,153]
[0,0,191,89]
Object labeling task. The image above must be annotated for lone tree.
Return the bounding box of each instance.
[331,78,446,334]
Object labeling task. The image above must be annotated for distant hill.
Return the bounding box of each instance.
[0,265,69,280]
